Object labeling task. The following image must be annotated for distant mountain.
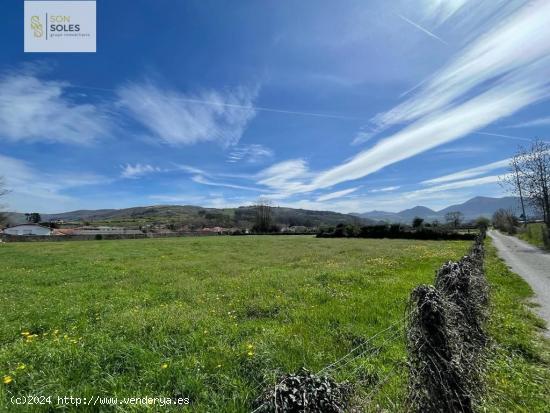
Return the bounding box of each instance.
[355,196,536,223]
[438,196,529,219]
[396,206,440,222]
[5,196,537,229]
[6,205,376,229]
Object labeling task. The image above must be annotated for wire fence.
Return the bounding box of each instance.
[250,313,410,413]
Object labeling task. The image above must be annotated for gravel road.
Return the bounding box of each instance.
[488,229,550,337]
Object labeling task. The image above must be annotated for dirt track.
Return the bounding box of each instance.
[488,229,550,338]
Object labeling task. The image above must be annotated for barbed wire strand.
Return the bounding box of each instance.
[250,315,410,413]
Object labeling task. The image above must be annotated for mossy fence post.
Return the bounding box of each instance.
[406,233,488,413]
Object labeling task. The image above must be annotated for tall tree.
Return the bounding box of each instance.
[0,177,8,226]
[412,217,424,228]
[445,211,463,228]
[503,140,550,229]
[25,213,42,224]
[254,198,273,233]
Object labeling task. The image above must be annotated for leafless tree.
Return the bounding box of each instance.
[254,197,273,233]
[0,177,9,226]
[445,211,463,228]
[503,140,550,228]
[500,154,528,224]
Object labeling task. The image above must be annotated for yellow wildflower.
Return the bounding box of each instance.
[2,376,13,384]
[247,351,254,357]
[16,363,26,370]
[247,344,254,349]
[161,363,168,369]
[21,331,30,337]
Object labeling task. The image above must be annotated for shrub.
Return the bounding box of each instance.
[254,369,350,413]
[492,209,518,234]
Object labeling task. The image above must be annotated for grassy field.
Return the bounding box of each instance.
[517,223,549,250]
[0,236,548,411]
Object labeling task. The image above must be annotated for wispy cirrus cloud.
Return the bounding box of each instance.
[192,175,268,192]
[422,158,510,186]
[355,0,550,144]
[436,145,488,154]
[252,0,550,200]
[475,131,533,143]
[120,163,163,179]
[369,186,400,193]
[316,187,359,202]
[0,71,112,144]
[310,77,543,191]
[116,82,258,147]
[420,0,468,24]
[409,174,508,198]
[506,116,550,129]
[257,159,313,195]
[0,153,108,211]
[284,174,505,214]
[227,144,273,163]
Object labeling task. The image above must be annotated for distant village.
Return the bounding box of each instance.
[0,213,313,241]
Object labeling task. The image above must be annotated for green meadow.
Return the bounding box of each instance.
[0,236,548,411]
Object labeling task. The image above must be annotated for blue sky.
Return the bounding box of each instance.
[1,0,550,213]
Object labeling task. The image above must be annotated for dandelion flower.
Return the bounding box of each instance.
[216,364,222,368]
[21,331,30,337]
[247,344,254,349]
[161,363,168,369]
[247,351,254,357]
[16,363,26,370]
[2,376,13,384]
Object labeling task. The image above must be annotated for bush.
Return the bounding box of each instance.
[95,234,103,240]
[318,224,476,240]
[475,217,490,231]
[492,209,518,234]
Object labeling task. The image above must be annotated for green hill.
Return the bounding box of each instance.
[7,205,374,229]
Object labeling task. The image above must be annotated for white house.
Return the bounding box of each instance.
[3,224,52,236]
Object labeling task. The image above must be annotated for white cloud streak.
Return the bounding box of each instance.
[310,78,542,191]
[316,187,359,202]
[227,144,273,163]
[475,131,533,142]
[0,153,108,211]
[422,159,510,185]
[121,163,163,179]
[421,0,468,24]
[257,0,550,198]
[364,0,550,138]
[116,82,258,147]
[369,186,401,193]
[0,71,111,144]
[192,175,268,192]
[507,116,550,128]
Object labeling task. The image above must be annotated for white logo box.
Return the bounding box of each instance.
[24,1,96,52]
